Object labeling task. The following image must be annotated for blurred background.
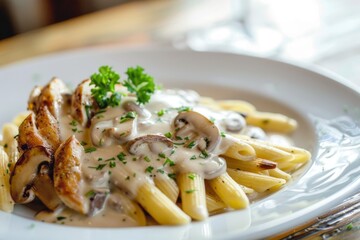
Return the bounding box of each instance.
[0,0,132,40]
[0,0,359,85]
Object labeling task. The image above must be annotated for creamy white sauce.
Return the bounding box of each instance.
[36,89,292,227]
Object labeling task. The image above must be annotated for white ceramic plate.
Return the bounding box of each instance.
[0,47,359,240]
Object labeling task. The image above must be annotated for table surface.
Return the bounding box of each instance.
[0,0,359,239]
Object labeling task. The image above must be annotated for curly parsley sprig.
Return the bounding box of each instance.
[90,65,157,109]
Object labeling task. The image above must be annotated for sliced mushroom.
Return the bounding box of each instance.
[71,79,96,127]
[127,134,173,155]
[88,190,109,216]
[32,162,63,210]
[91,113,137,147]
[202,155,226,179]
[223,112,246,132]
[54,135,88,214]
[123,101,151,120]
[10,146,61,210]
[174,111,220,152]
[36,77,70,120]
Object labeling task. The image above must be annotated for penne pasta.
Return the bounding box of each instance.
[135,181,191,225]
[0,146,14,212]
[268,168,292,181]
[221,136,256,161]
[227,168,286,193]
[2,123,19,172]
[245,111,298,133]
[216,100,256,114]
[208,173,249,209]
[178,172,208,220]
[225,157,277,173]
[154,176,179,203]
[206,192,227,214]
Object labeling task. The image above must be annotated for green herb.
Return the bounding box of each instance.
[57,216,66,221]
[85,147,97,153]
[89,163,107,171]
[84,104,92,120]
[164,132,172,138]
[185,189,196,194]
[168,173,176,180]
[158,153,166,158]
[346,223,353,231]
[187,141,196,149]
[98,157,103,161]
[145,166,154,173]
[85,190,96,198]
[123,66,156,105]
[80,141,88,146]
[157,109,166,117]
[69,120,77,127]
[117,152,126,161]
[157,168,165,174]
[163,158,175,167]
[144,156,151,162]
[105,157,116,162]
[221,131,226,137]
[188,173,196,180]
[177,106,192,112]
[175,136,183,140]
[90,66,122,109]
[190,155,197,160]
[119,111,137,123]
[109,161,116,168]
[199,150,209,159]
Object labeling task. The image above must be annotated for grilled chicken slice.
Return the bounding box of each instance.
[18,106,60,153]
[36,77,70,120]
[71,79,95,127]
[18,112,46,152]
[36,106,61,151]
[27,86,42,111]
[54,136,88,214]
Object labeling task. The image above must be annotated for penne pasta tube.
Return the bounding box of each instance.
[268,168,292,180]
[208,173,249,209]
[112,191,146,226]
[221,136,256,161]
[2,123,19,172]
[227,169,286,192]
[178,172,208,220]
[0,146,14,212]
[216,100,256,114]
[206,192,226,214]
[234,135,294,161]
[135,181,191,225]
[245,111,298,133]
[225,157,277,173]
[154,176,179,203]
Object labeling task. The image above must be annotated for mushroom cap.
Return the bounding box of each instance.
[174,111,221,152]
[10,146,53,204]
[127,134,174,155]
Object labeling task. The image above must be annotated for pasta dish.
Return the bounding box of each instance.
[0,66,310,227]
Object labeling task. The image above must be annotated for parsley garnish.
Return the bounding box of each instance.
[185,189,196,194]
[90,65,157,108]
[123,66,156,105]
[164,132,172,138]
[90,66,122,108]
[221,131,226,137]
[119,111,137,123]
[85,147,97,153]
[188,173,196,180]
[168,173,176,180]
[163,158,175,167]
[187,141,196,148]
[145,166,154,173]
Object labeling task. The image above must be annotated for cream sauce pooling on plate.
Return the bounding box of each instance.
[37,89,233,226]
